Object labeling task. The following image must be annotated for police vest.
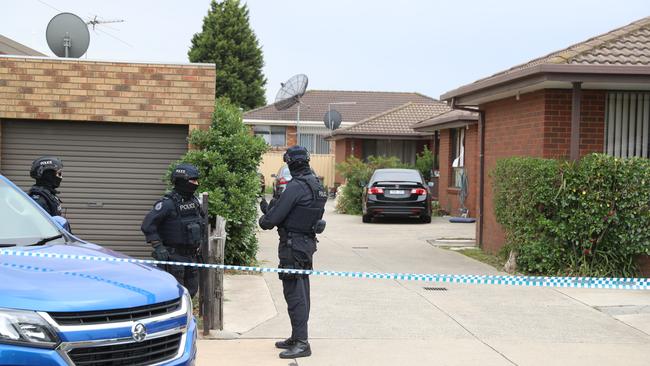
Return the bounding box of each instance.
[158,192,205,249]
[282,174,328,234]
[28,185,62,216]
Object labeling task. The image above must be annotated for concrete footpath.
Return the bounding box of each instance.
[196,200,650,365]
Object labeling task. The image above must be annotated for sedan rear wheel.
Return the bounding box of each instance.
[420,214,432,224]
[362,214,373,223]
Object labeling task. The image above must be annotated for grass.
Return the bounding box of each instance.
[454,248,507,271]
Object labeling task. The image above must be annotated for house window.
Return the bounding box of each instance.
[605,92,650,158]
[253,125,286,146]
[361,140,417,164]
[450,128,465,188]
[299,133,331,154]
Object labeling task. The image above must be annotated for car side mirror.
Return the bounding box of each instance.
[53,216,70,231]
[359,181,367,187]
[427,181,434,188]
[271,174,277,178]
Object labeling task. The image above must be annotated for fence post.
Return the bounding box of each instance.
[199,192,213,335]
[213,216,226,331]
[198,192,226,335]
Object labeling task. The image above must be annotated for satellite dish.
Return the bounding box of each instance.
[323,109,342,130]
[46,13,90,58]
[274,74,308,111]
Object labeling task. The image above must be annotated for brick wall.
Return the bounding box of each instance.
[481,90,546,253]
[334,139,346,183]
[437,125,478,217]
[0,56,215,129]
[286,126,297,146]
[480,89,607,254]
[543,89,606,158]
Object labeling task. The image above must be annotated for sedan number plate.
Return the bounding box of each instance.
[389,190,405,195]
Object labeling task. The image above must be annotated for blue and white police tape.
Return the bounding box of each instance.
[1,249,649,290]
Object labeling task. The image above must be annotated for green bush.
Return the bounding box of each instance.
[335,156,409,215]
[415,145,436,182]
[169,98,267,265]
[492,154,650,276]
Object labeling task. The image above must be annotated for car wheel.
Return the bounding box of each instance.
[362,214,372,223]
[420,214,432,224]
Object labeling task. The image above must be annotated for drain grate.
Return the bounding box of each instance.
[352,246,369,250]
[423,287,447,291]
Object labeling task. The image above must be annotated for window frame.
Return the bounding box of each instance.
[253,125,287,147]
[604,92,650,159]
[449,128,465,188]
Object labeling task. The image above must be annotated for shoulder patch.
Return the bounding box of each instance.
[154,202,163,211]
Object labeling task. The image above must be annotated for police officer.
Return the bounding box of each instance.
[259,146,327,359]
[141,163,205,298]
[28,156,64,217]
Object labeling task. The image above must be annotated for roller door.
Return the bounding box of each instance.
[1,120,188,258]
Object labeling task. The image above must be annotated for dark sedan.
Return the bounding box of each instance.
[362,168,433,223]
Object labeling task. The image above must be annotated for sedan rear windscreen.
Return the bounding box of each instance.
[371,170,422,184]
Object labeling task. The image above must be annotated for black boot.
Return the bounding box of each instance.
[279,340,311,359]
[275,338,296,349]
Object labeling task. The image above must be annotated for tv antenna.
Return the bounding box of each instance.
[46,13,90,58]
[275,74,308,143]
[87,15,125,30]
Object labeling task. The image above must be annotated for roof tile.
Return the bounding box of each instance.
[332,102,450,137]
[476,16,650,83]
[244,90,436,122]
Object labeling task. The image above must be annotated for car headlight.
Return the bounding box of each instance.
[183,289,193,325]
[0,308,60,349]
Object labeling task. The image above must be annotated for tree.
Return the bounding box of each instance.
[189,0,267,110]
[171,98,268,265]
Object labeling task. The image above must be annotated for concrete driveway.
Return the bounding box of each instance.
[197,200,650,366]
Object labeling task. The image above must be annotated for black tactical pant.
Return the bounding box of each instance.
[283,276,310,340]
[163,247,199,298]
[278,234,317,341]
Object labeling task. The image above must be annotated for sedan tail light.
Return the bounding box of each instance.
[411,188,427,195]
[368,187,384,194]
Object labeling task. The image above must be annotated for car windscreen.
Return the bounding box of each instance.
[0,180,64,246]
[371,170,423,184]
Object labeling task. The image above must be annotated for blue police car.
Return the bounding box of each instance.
[0,174,197,365]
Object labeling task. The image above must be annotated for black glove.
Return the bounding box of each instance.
[313,219,326,234]
[260,198,269,214]
[151,243,170,261]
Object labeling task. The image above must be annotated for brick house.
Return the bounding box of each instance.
[0,53,215,257]
[329,102,450,184]
[412,110,479,216]
[439,16,650,254]
[244,90,441,186]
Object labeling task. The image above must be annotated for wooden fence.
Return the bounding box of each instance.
[259,151,336,188]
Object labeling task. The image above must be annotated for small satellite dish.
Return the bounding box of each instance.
[274,74,308,111]
[323,109,342,130]
[46,13,90,58]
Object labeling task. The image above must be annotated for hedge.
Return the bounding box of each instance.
[492,154,650,277]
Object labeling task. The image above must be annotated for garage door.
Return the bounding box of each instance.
[1,120,188,258]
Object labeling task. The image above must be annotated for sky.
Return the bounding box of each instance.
[3,0,649,103]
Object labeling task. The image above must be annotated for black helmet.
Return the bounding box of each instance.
[283,145,310,164]
[30,156,63,179]
[171,163,199,184]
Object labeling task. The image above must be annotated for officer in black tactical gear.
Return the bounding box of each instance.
[141,163,205,297]
[28,156,64,217]
[259,145,327,359]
